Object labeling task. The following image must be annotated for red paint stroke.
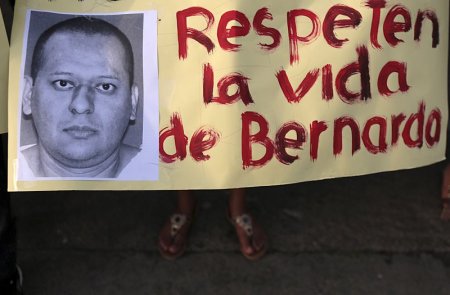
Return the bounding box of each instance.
[203,63,254,106]
[159,113,189,163]
[189,127,220,161]
[335,45,371,103]
[402,102,425,148]
[425,109,441,147]
[415,9,440,48]
[323,4,362,48]
[383,5,412,47]
[217,10,251,51]
[177,7,215,59]
[287,9,320,64]
[362,116,388,154]
[253,7,282,51]
[322,64,333,101]
[275,122,307,164]
[276,68,320,103]
[365,0,387,49]
[334,116,361,156]
[391,113,406,146]
[241,111,274,169]
[378,61,410,96]
[310,120,328,161]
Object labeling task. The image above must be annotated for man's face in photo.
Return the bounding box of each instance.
[23,31,138,168]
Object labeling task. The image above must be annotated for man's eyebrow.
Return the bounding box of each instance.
[47,73,121,81]
[49,72,73,76]
[98,75,120,80]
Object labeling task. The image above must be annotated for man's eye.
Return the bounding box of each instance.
[96,83,116,93]
[52,80,74,90]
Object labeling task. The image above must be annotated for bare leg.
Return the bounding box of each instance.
[228,188,246,216]
[441,164,450,220]
[228,188,267,259]
[176,190,196,214]
[158,190,195,259]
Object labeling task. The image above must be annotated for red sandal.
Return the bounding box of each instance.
[228,212,268,261]
[158,212,194,260]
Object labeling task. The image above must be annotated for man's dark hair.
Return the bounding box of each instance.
[30,16,134,85]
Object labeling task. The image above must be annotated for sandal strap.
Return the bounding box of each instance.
[170,214,189,237]
[233,214,254,236]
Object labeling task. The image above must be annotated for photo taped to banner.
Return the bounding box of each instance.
[17,10,159,181]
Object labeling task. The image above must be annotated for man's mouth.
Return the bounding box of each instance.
[63,126,98,139]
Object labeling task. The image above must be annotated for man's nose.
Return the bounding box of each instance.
[69,85,94,114]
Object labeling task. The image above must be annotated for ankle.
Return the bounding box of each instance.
[176,190,196,214]
[228,205,246,218]
[176,205,195,215]
[228,194,246,218]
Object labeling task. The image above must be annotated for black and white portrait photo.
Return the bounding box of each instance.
[17,10,159,181]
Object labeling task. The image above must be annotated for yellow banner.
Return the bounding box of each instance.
[8,0,449,191]
[0,10,8,134]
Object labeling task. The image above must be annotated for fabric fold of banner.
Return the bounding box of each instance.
[0,9,9,135]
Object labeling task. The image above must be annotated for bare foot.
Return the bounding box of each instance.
[158,191,195,260]
[440,204,450,221]
[228,188,267,260]
[158,212,193,260]
[231,213,267,260]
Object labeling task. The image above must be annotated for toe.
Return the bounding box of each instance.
[158,219,175,251]
[253,228,267,252]
[243,245,255,256]
[168,244,181,254]
[158,232,171,251]
[234,220,257,256]
[169,235,184,254]
[245,216,267,255]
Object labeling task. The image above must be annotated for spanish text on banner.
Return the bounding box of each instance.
[7,0,449,191]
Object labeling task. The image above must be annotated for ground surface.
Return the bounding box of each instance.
[11,162,450,294]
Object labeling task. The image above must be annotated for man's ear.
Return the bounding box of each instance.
[129,84,139,121]
[22,76,33,116]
